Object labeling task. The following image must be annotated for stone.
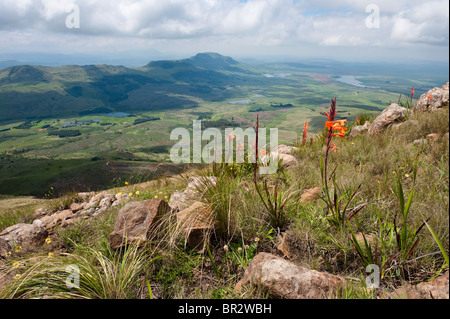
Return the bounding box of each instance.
[235,253,345,299]
[98,196,113,209]
[413,83,449,113]
[109,199,170,249]
[169,176,217,212]
[391,284,422,299]
[78,192,95,201]
[368,103,408,135]
[33,208,48,219]
[0,237,10,258]
[88,191,108,205]
[415,271,449,299]
[0,220,48,257]
[300,187,322,204]
[169,191,191,212]
[260,149,299,170]
[350,121,372,136]
[278,153,299,169]
[277,144,299,155]
[426,133,439,143]
[390,272,449,299]
[40,210,74,231]
[176,201,213,252]
[70,203,84,212]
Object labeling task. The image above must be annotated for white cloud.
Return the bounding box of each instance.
[390,1,449,45]
[0,0,448,60]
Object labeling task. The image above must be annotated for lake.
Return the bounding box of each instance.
[229,100,251,105]
[106,112,132,117]
[335,75,376,88]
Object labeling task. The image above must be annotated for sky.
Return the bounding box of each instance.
[0,0,449,65]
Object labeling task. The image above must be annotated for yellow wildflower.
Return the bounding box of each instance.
[135,191,140,195]
[14,274,22,280]
[12,261,20,268]
[48,252,55,258]
[125,182,129,185]
[45,237,52,245]
[15,246,22,253]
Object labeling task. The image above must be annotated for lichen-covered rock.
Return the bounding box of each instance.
[169,176,217,212]
[109,199,170,249]
[413,83,449,113]
[235,253,345,299]
[0,220,48,257]
[350,121,372,136]
[368,103,407,135]
[176,201,213,252]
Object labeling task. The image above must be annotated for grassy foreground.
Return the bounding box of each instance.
[0,104,448,299]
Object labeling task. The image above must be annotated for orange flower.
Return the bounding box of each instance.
[411,87,415,99]
[302,121,309,145]
[326,119,347,138]
[330,143,338,152]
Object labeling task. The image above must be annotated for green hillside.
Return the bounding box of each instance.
[0,54,448,197]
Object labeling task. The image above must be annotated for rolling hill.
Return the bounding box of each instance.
[0,53,257,123]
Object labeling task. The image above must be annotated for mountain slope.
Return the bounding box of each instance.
[0,53,255,123]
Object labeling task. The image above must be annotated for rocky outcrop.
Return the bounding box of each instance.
[368,103,408,135]
[109,199,170,249]
[33,191,129,233]
[413,82,449,113]
[235,252,345,299]
[0,220,48,257]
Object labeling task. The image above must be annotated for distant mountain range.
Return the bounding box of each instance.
[1,52,449,124]
[0,53,261,123]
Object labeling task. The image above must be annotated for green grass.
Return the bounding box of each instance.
[1,104,448,299]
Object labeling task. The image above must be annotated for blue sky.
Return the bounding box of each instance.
[0,0,448,63]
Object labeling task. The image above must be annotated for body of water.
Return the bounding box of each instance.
[106,112,132,117]
[229,100,251,105]
[335,75,377,88]
[263,73,292,78]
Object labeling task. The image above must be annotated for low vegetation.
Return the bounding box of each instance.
[1,97,448,299]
